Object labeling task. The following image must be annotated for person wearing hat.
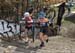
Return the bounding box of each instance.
[37,12,49,47]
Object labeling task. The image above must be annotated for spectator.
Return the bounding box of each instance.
[56,2,66,30]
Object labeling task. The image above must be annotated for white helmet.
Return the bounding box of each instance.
[24,12,30,17]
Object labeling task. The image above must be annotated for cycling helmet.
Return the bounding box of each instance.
[24,12,30,17]
[38,12,46,18]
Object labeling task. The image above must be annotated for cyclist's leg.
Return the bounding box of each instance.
[28,27,33,42]
[39,28,45,47]
[23,27,30,42]
[43,28,49,43]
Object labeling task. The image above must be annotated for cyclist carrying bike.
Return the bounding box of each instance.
[37,12,49,47]
[22,12,33,42]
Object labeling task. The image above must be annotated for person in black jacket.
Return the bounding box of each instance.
[56,2,66,30]
[27,6,34,14]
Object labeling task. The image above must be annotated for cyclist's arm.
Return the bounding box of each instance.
[27,20,33,23]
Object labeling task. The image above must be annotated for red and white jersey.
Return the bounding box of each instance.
[22,16,33,27]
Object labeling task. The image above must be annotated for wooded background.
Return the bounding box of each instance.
[0,0,67,20]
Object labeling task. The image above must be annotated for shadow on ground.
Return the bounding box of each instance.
[64,13,75,23]
[0,40,38,53]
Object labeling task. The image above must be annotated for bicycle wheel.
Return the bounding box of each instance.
[48,8,56,19]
